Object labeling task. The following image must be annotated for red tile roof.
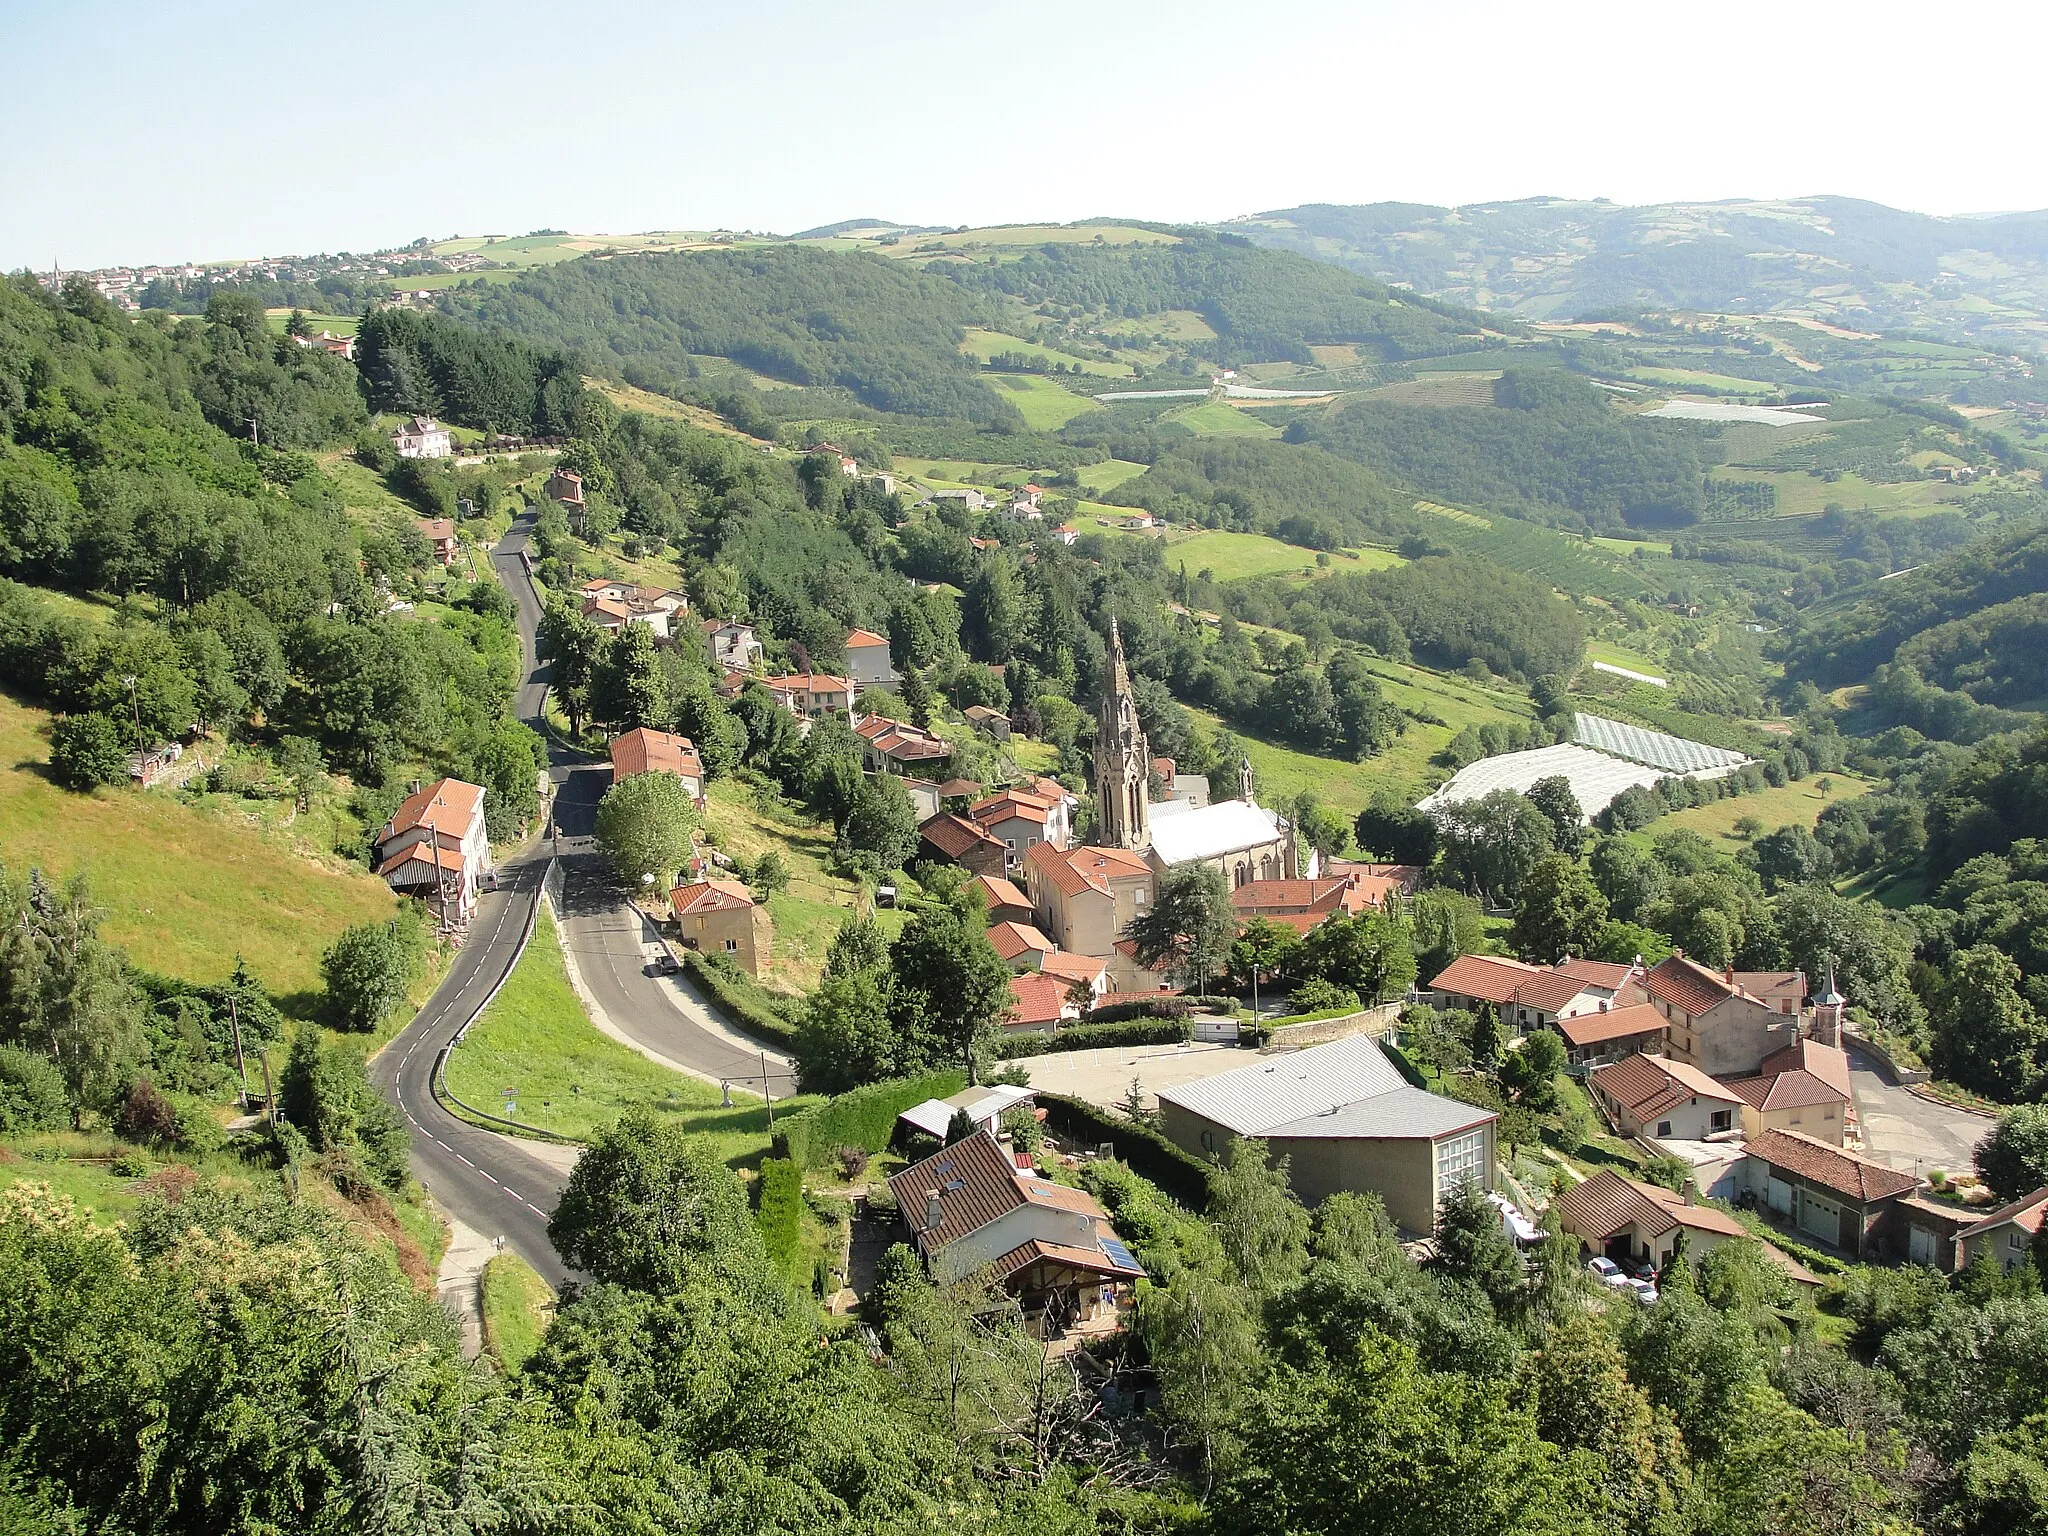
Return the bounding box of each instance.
[845,628,889,648]
[1038,951,1108,989]
[1960,1187,2048,1242]
[1511,970,1602,1014]
[376,840,466,878]
[991,1236,1142,1281]
[1745,1128,1919,1204]
[609,727,703,783]
[1429,953,1541,1004]
[987,921,1055,962]
[969,874,1032,914]
[1589,1053,1740,1122]
[1722,1067,1847,1114]
[416,517,456,541]
[1644,954,1755,1017]
[920,813,1005,862]
[1554,957,1638,990]
[1554,1001,1669,1048]
[888,1132,1032,1253]
[972,789,1054,827]
[1555,1168,1749,1245]
[1757,1039,1853,1101]
[1231,878,1352,916]
[1026,842,1151,899]
[1008,971,1076,1026]
[670,879,755,915]
[380,778,484,843]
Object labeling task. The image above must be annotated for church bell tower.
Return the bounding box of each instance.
[1094,618,1151,851]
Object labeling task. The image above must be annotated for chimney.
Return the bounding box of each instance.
[1724,964,1735,985]
[1682,1179,1699,1206]
[923,1190,943,1231]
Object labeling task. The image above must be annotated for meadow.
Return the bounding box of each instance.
[1072,458,1149,493]
[958,329,1131,377]
[988,373,1102,430]
[1706,469,1987,518]
[1163,401,1278,437]
[1636,774,1869,847]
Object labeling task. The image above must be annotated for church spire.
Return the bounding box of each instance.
[1093,618,1150,850]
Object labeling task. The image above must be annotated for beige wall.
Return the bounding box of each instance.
[682,905,763,975]
[1660,996,1794,1077]
[1959,1225,2033,1274]
[1605,1090,1741,1142]
[929,1201,1101,1285]
[1738,1099,1846,1146]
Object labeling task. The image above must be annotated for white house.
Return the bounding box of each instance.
[373,777,490,926]
[699,616,764,672]
[843,627,898,688]
[390,416,451,459]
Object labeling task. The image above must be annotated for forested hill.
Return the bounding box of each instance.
[1230,197,2048,349]
[436,246,1017,425]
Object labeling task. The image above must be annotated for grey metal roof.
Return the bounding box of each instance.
[1573,712,1749,775]
[1262,1085,1497,1141]
[1156,1036,1407,1135]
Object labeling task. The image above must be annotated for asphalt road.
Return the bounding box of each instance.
[1847,1042,1994,1178]
[369,513,798,1284]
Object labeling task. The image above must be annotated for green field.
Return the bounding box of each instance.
[1072,458,1149,494]
[988,373,1102,430]
[441,905,816,1164]
[1588,535,1671,556]
[959,330,1131,377]
[899,224,1180,251]
[0,692,401,1006]
[265,310,360,336]
[480,1252,554,1370]
[1626,367,1777,395]
[1171,531,1403,582]
[1707,469,1987,518]
[1586,638,1668,676]
[1164,401,1278,437]
[1635,774,1869,847]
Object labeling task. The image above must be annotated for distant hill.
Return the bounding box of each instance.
[1229,197,2048,352]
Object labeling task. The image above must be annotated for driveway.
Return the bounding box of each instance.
[1015,1040,1258,1112]
[1848,1043,1993,1180]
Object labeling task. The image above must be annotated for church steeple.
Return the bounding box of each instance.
[1094,617,1150,850]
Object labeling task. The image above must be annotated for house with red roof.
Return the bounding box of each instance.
[1554,1001,1674,1067]
[580,579,687,642]
[842,627,896,689]
[969,873,1035,926]
[1589,1053,1745,1141]
[415,517,459,566]
[853,711,950,772]
[1554,1168,1750,1271]
[1957,1188,2048,1275]
[699,616,763,673]
[1720,1038,1854,1146]
[987,921,1109,1017]
[390,415,450,459]
[609,727,704,807]
[1644,954,1799,1077]
[1429,954,1647,1034]
[1023,842,1164,992]
[756,674,852,718]
[373,777,490,927]
[970,786,1072,870]
[1736,1127,1921,1258]
[670,879,766,975]
[1230,875,1364,937]
[918,813,1009,880]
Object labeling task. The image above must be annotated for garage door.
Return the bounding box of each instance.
[1800,1190,1841,1244]
[1909,1226,1939,1267]
[1767,1177,1793,1216]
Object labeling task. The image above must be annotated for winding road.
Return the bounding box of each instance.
[369,513,795,1283]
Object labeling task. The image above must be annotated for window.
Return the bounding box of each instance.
[1436,1128,1487,1191]
[1710,1109,1732,1132]
[723,938,738,952]
[1200,1129,1216,1152]
[1656,1121,1672,1139]
[2011,1230,2026,1252]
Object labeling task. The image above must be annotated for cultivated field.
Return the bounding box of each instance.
[988,373,1102,430]
[1164,401,1278,437]
[959,329,1131,377]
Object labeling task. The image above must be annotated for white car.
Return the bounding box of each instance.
[1626,1278,1660,1306]
[1585,1256,1632,1289]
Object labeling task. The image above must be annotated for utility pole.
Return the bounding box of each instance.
[761,1048,774,1130]
[121,674,141,755]
[228,996,248,1110]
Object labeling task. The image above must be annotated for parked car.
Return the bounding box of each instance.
[1585,1256,1631,1289]
[646,948,680,976]
[1626,1278,1660,1306]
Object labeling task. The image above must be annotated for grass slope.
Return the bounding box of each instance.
[441,904,814,1165]
[480,1252,554,1370]
[1635,775,1869,847]
[0,693,400,1005]
[988,373,1102,430]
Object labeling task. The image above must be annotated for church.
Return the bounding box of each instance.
[1091,619,1305,887]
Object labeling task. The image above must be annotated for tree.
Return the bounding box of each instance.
[1979,1105,2048,1200]
[1509,853,1609,963]
[1291,792,1351,862]
[594,770,700,891]
[1429,1179,1525,1317]
[1303,910,1416,1004]
[1498,1030,1566,1112]
[1433,789,1555,904]
[319,915,425,1033]
[793,965,897,1093]
[591,623,663,733]
[1209,1137,1310,1299]
[1749,823,1835,892]
[1523,775,1585,856]
[537,598,604,737]
[1123,863,1236,993]
[1354,792,1438,865]
[0,1045,68,1133]
[888,907,1012,1083]
[1409,888,1485,983]
[1229,915,1306,995]
[1934,944,2048,1101]
[750,850,789,899]
[47,713,129,792]
[838,773,917,874]
[1138,1267,1260,1493]
[548,1110,763,1290]
[900,666,934,730]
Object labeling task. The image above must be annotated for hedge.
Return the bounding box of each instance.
[1083,997,1192,1025]
[1037,1092,1214,1212]
[773,1069,967,1170]
[679,952,798,1052]
[1378,1038,1429,1090]
[754,1157,804,1282]
[995,1016,1192,1060]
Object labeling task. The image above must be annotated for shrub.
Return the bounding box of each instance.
[754,1157,804,1283]
[773,1068,966,1170]
[0,1046,69,1133]
[114,1078,179,1145]
[49,712,131,791]
[1287,977,1361,1015]
[1036,1091,1214,1212]
[321,915,425,1033]
[1078,996,1193,1026]
[996,1016,1193,1058]
[835,1144,870,1180]
[680,952,799,1052]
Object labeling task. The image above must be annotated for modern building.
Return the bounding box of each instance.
[609,727,705,807]
[373,777,491,927]
[887,1129,1144,1336]
[1154,1036,1497,1233]
[669,879,765,975]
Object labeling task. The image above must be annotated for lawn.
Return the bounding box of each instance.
[909,224,1179,251]
[1072,458,1149,494]
[480,1252,554,1371]
[988,373,1102,430]
[440,905,817,1164]
[264,310,360,337]
[0,1142,145,1223]
[319,453,423,520]
[959,330,1132,377]
[0,691,401,1006]
[702,780,903,993]
[1587,536,1671,556]
[1165,401,1278,437]
[588,378,764,441]
[1634,774,1870,847]
[1586,638,1668,675]
[1149,530,1403,584]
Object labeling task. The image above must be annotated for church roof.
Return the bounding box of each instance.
[1148,799,1288,868]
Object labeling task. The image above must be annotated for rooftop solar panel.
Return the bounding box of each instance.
[1099,1236,1143,1274]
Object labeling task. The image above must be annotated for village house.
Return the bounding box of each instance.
[969,786,1073,869]
[415,517,459,566]
[1645,954,1799,1077]
[580,580,687,643]
[927,487,987,512]
[1322,860,1426,907]
[699,617,764,673]
[842,627,897,689]
[373,777,491,928]
[986,920,1108,1009]
[1006,970,1087,1032]
[1955,1188,2048,1274]
[1553,1002,1670,1067]
[1737,1128,1920,1259]
[969,873,1036,926]
[864,470,897,496]
[964,704,1012,740]
[390,415,451,459]
[887,1130,1143,1339]
[294,330,356,361]
[1023,841,1159,991]
[1429,954,1646,1034]
[1553,1168,1750,1272]
[1720,1038,1853,1146]
[609,726,705,807]
[1588,1053,1745,1141]
[918,812,1010,880]
[1229,874,1388,938]
[853,712,950,773]
[807,443,859,476]
[544,467,585,514]
[669,879,766,976]
[757,673,852,718]
[1155,1036,1497,1234]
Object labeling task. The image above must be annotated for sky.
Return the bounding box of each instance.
[4,0,2044,271]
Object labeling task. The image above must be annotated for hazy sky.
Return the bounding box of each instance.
[5,0,2042,270]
